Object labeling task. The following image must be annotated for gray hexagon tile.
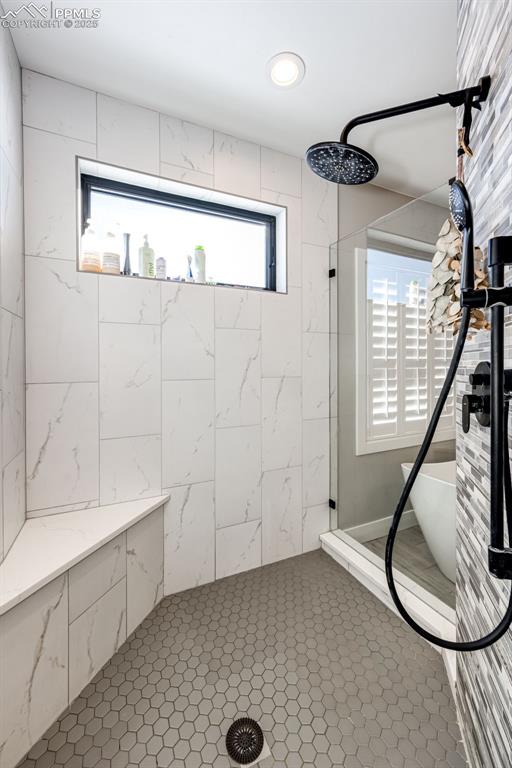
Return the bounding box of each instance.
[18,550,466,767]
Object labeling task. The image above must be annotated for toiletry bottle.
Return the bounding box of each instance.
[185,254,194,282]
[139,235,155,278]
[193,245,206,283]
[156,255,167,280]
[80,219,101,273]
[123,233,132,275]
[102,231,121,275]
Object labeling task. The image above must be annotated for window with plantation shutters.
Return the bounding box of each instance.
[356,247,455,454]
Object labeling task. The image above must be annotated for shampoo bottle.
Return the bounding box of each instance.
[139,235,155,278]
[193,245,206,283]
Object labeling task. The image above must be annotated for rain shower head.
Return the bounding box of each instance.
[305,142,378,185]
[306,76,491,186]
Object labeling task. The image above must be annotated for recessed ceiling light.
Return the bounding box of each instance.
[267,52,305,88]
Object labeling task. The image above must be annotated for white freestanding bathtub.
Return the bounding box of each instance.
[401,460,456,583]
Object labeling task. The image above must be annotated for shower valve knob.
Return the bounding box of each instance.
[462,394,486,433]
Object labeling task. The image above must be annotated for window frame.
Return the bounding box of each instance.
[355,245,455,456]
[80,173,277,291]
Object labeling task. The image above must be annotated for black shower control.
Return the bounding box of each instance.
[462,361,491,433]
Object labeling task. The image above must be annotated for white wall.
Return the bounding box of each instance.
[0,21,25,562]
[21,69,337,586]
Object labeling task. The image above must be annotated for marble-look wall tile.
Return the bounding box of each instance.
[302,503,330,552]
[26,383,99,512]
[216,425,261,529]
[261,189,301,288]
[213,132,260,198]
[302,332,329,420]
[0,26,22,175]
[302,418,329,507]
[162,380,214,487]
[1,309,24,466]
[22,70,96,143]
[126,508,164,635]
[261,287,301,377]
[216,519,261,579]
[0,151,24,317]
[302,243,329,332]
[162,282,214,380]
[100,435,161,505]
[97,94,159,174]
[262,377,301,471]
[160,115,213,174]
[26,256,98,383]
[301,161,337,247]
[215,287,261,330]
[23,127,95,260]
[215,329,261,428]
[69,578,126,701]
[100,323,161,439]
[163,481,214,594]
[261,148,301,198]
[99,276,160,325]
[160,162,213,188]
[2,450,25,552]
[68,533,126,623]
[0,575,68,768]
[262,466,302,565]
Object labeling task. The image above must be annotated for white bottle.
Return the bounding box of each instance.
[80,219,101,273]
[156,256,167,280]
[102,231,121,275]
[139,235,155,278]
[193,245,206,283]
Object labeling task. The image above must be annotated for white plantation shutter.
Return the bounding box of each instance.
[367,274,398,438]
[357,248,455,454]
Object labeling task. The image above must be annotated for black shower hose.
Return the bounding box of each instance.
[385,306,512,651]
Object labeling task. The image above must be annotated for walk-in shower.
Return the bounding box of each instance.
[309,76,512,651]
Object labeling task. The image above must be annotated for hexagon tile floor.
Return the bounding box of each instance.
[18,550,466,768]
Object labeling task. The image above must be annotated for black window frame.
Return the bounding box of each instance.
[80,173,277,291]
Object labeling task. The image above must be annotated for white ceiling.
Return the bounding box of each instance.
[5,0,458,197]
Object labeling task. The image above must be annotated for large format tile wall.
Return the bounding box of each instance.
[456,1,512,766]
[0,19,25,563]
[22,70,337,586]
[0,506,164,768]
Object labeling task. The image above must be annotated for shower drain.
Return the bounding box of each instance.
[225,718,264,765]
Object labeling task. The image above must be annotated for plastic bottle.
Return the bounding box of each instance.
[80,219,101,273]
[139,235,155,278]
[156,256,167,280]
[102,231,121,275]
[193,245,206,283]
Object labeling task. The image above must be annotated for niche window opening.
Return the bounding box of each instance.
[80,173,277,291]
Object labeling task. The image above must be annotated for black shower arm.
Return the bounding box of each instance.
[339,76,491,144]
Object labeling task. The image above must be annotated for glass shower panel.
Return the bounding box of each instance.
[329,241,338,530]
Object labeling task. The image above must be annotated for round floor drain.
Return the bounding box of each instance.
[225,718,264,764]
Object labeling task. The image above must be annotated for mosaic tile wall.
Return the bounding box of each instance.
[456,1,512,766]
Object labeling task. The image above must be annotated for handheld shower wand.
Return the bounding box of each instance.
[307,76,512,651]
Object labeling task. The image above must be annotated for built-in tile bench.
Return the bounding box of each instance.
[0,495,169,768]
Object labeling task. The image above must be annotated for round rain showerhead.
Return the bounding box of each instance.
[449,179,472,231]
[306,141,379,185]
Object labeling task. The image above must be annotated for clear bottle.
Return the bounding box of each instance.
[156,256,167,280]
[80,219,101,273]
[102,230,121,275]
[139,235,155,278]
